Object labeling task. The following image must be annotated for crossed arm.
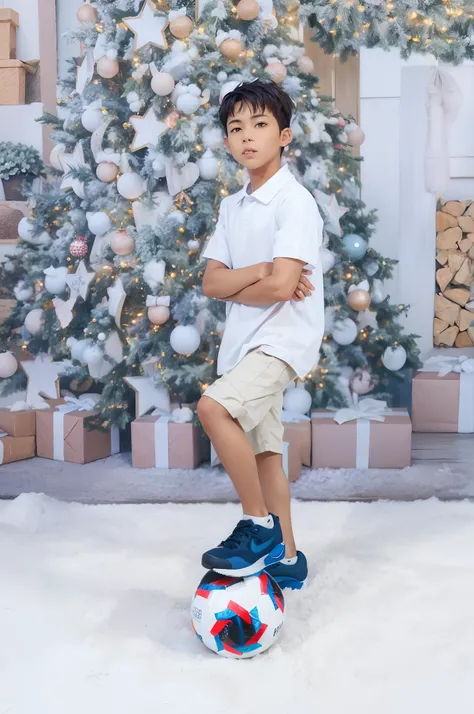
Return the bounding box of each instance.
[202,258,314,306]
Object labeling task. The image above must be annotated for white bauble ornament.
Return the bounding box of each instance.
[217,71,227,82]
[98,332,106,341]
[371,278,386,304]
[172,406,194,423]
[67,337,92,362]
[97,56,119,79]
[283,385,312,415]
[321,247,336,274]
[170,325,201,355]
[201,126,224,150]
[176,92,201,115]
[151,71,175,96]
[96,161,118,182]
[148,305,170,325]
[117,172,145,200]
[86,211,111,236]
[44,266,68,295]
[332,318,358,345]
[17,217,50,246]
[49,143,67,171]
[81,107,103,133]
[382,345,407,372]
[24,308,44,335]
[0,351,18,378]
[109,229,135,256]
[345,122,365,148]
[187,239,200,251]
[83,344,103,366]
[197,149,219,180]
[219,80,241,104]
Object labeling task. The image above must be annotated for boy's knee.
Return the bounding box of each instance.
[197,395,223,424]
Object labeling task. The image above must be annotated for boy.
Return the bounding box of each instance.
[198,80,324,590]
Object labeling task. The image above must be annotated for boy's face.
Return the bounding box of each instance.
[223,101,292,169]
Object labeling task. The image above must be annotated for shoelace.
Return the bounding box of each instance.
[219,520,259,550]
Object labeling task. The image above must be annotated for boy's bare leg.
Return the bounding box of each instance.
[255,452,297,559]
[197,396,268,517]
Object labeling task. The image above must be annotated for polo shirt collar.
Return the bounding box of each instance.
[236,163,293,205]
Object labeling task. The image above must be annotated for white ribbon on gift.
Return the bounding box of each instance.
[145,295,171,308]
[52,394,119,461]
[153,414,173,468]
[420,355,474,433]
[312,399,408,469]
[8,400,49,412]
[0,430,7,465]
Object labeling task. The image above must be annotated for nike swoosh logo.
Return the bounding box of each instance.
[250,538,275,554]
[268,545,285,561]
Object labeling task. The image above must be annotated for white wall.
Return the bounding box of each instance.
[56,0,82,82]
[360,48,474,356]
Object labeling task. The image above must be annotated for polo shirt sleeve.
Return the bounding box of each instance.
[272,192,323,268]
[202,199,232,268]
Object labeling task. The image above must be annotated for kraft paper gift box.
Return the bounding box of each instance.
[312,399,412,469]
[412,356,474,433]
[132,414,206,469]
[0,431,35,464]
[0,405,36,437]
[36,396,120,464]
[282,411,311,482]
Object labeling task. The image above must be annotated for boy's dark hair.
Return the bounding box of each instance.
[218,79,294,156]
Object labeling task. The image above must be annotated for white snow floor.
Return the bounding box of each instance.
[0,493,473,713]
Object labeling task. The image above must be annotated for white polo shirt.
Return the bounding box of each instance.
[203,162,324,379]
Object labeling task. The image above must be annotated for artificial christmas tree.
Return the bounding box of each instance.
[0,0,421,431]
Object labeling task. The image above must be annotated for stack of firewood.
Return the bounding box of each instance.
[435,200,474,347]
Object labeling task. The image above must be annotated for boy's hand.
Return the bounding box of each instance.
[293,269,314,301]
[256,262,274,281]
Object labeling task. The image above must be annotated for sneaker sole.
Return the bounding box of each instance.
[212,542,285,578]
[271,577,306,591]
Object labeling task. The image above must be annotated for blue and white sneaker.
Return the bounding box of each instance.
[201,514,285,578]
[265,551,308,590]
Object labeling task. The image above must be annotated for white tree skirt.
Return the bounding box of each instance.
[0,493,473,713]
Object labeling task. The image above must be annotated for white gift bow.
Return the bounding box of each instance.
[281,409,311,423]
[421,355,474,377]
[348,280,370,294]
[169,8,187,21]
[146,295,171,308]
[215,29,243,48]
[332,398,389,425]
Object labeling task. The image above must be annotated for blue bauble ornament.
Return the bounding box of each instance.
[342,233,367,261]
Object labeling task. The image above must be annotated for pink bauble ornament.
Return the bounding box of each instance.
[345,122,365,148]
[77,3,97,22]
[219,38,242,61]
[96,161,118,182]
[265,61,287,83]
[297,55,314,73]
[148,305,170,325]
[97,56,119,79]
[169,15,193,38]
[236,0,260,20]
[165,111,180,128]
[70,236,88,257]
[109,229,135,256]
[350,369,377,396]
[348,288,371,312]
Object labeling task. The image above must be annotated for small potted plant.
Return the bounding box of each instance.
[0,141,44,201]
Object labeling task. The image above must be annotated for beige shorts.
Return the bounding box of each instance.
[203,349,296,455]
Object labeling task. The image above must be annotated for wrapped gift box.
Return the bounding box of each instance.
[412,358,474,433]
[312,402,412,469]
[132,415,207,469]
[0,432,35,464]
[282,414,311,482]
[0,9,19,60]
[0,406,36,437]
[36,397,120,464]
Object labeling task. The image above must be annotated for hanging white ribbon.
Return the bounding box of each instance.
[75,50,95,96]
[153,414,172,468]
[425,68,462,196]
[312,401,409,469]
[420,356,474,432]
[91,117,121,165]
[146,295,171,308]
[258,0,277,27]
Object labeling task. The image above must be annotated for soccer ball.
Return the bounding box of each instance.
[191,570,285,659]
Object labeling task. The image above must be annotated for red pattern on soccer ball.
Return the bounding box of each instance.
[70,236,88,257]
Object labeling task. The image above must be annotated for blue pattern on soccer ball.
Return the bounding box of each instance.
[342,233,367,261]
